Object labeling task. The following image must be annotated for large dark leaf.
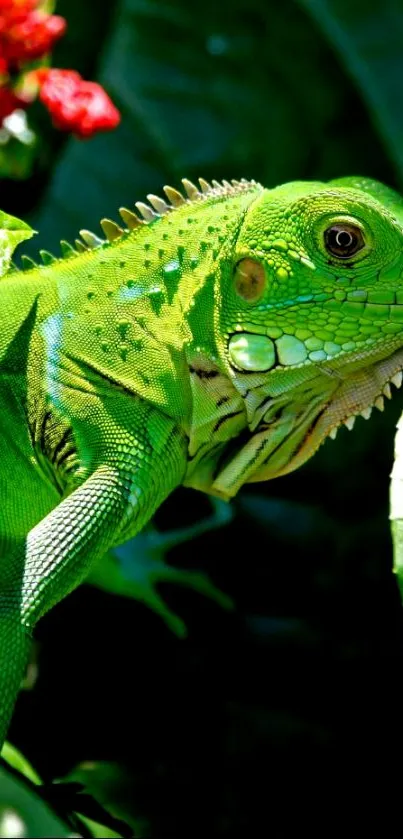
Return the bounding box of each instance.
[298,0,403,182]
[27,0,387,252]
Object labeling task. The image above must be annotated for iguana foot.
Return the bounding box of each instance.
[88,499,234,637]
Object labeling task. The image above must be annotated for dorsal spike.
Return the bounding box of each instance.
[163,185,186,207]
[12,178,261,280]
[40,250,56,265]
[135,202,158,222]
[79,229,104,248]
[100,219,123,241]
[181,178,200,200]
[198,177,212,194]
[119,207,143,229]
[21,255,37,270]
[60,240,76,258]
[16,178,262,276]
[10,260,19,272]
[147,194,170,214]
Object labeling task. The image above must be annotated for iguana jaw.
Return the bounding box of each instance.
[211,339,403,497]
[268,342,403,479]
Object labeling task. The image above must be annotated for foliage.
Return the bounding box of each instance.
[1,0,403,835]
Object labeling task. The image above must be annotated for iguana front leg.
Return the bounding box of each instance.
[0,401,187,747]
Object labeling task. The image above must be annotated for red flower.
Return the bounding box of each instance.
[0,0,36,25]
[37,68,121,138]
[0,9,66,63]
[0,4,120,139]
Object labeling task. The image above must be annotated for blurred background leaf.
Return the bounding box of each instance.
[299,0,403,178]
[24,0,395,251]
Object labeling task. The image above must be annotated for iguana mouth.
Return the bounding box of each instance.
[210,340,403,497]
[249,342,403,483]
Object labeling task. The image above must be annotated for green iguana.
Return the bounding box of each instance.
[0,174,403,747]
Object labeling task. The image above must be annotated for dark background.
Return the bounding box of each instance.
[4,0,403,835]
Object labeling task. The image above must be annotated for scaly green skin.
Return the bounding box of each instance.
[1,174,403,746]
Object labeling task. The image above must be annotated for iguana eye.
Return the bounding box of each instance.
[234,258,266,302]
[324,223,365,258]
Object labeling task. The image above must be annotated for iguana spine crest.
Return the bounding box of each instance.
[16,177,261,271]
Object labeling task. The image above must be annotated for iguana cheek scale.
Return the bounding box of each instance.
[0,174,403,746]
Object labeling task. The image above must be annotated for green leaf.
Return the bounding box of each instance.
[0,748,131,838]
[1,742,41,786]
[0,210,35,276]
[0,132,38,181]
[77,814,123,838]
[390,413,403,595]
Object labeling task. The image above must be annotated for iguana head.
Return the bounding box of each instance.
[212,176,403,496]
